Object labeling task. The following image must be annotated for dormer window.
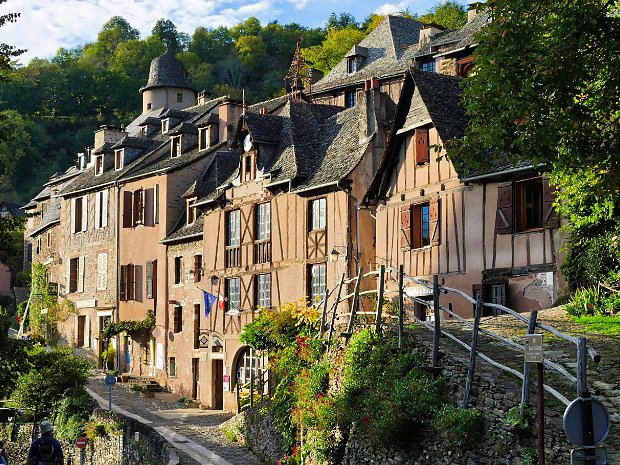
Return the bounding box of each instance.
[421,60,435,73]
[347,57,357,74]
[115,149,124,171]
[147,103,152,110]
[345,90,357,108]
[199,127,210,151]
[186,197,197,225]
[95,155,104,176]
[140,126,147,137]
[77,153,86,171]
[171,136,182,158]
[162,119,170,134]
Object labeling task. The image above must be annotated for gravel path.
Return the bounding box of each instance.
[87,377,262,465]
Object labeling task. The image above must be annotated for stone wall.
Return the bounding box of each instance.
[0,409,175,465]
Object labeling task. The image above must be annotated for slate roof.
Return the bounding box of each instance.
[247,92,308,115]
[313,15,426,92]
[0,201,23,217]
[29,196,61,237]
[169,121,198,135]
[140,50,196,93]
[244,113,283,144]
[160,211,204,244]
[112,136,156,150]
[33,185,51,201]
[93,142,116,154]
[125,108,167,136]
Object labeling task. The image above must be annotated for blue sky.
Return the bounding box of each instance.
[0,0,473,66]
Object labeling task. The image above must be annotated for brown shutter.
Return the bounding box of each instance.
[69,258,78,293]
[429,197,440,246]
[400,205,412,248]
[194,255,202,283]
[122,191,133,228]
[146,261,153,299]
[144,188,154,226]
[541,178,557,228]
[495,183,513,234]
[120,265,127,301]
[127,264,135,300]
[415,128,429,164]
[152,260,158,308]
[134,265,143,302]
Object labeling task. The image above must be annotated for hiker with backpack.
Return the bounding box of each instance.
[26,420,64,465]
[0,440,8,464]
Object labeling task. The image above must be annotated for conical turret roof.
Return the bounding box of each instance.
[140,50,196,93]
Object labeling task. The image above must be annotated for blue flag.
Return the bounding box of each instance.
[203,291,217,317]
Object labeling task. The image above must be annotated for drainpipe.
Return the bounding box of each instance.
[336,180,361,276]
[114,181,121,370]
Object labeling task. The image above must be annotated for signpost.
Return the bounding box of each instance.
[524,334,544,465]
[570,447,607,465]
[75,437,87,465]
[104,374,117,411]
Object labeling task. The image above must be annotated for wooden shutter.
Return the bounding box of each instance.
[194,255,201,283]
[134,265,143,302]
[78,256,85,292]
[144,188,154,226]
[84,315,90,347]
[495,183,513,234]
[69,258,78,293]
[400,205,412,248]
[415,128,429,164]
[97,253,107,290]
[429,197,440,246]
[152,260,158,305]
[120,265,127,301]
[146,261,153,299]
[81,195,88,231]
[95,192,101,229]
[71,198,76,233]
[122,191,133,228]
[541,178,557,228]
[154,184,159,224]
[101,189,108,228]
[127,264,135,300]
[173,307,182,333]
[77,316,85,346]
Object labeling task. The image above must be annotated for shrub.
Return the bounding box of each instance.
[54,388,95,440]
[504,404,536,438]
[432,404,484,448]
[85,421,108,440]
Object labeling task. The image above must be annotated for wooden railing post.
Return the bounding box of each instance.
[320,287,329,337]
[375,265,385,333]
[521,311,538,405]
[398,264,404,349]
[432,275,441,368]
[328,274,345,346]
[346,268,363,335]
[462,292,482,408]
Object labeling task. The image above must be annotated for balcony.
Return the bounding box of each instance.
[254,241,271,264]
[225,247,240,268]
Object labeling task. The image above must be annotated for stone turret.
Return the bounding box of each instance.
[139,50,197,113]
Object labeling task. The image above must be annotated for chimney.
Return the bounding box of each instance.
[467,5,479,23]
[197,90,210,105]
[94,125,126,150]
[419,25,442,47]
[218,98,243,145]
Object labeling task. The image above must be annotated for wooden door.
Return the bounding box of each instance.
[192,358,200,401]
[212,360,223,409]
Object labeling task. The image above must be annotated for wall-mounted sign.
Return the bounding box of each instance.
[524,334,543,363]
[223,374,230,392]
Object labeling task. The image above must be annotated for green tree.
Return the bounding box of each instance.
[189,26,235,63]
[326,12,359,30]
[151,18,187,52]
[303,27,365,74]
[236,35,267,76]
[417,1,467,29]
[0,0,25,75]
[81,16,140,68]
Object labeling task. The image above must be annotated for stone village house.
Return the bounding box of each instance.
[24,11,563,410]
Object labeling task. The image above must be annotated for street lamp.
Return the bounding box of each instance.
[329,246,350,262]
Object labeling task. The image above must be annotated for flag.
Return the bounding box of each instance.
[203,291,217,317]
[218,293,227,311]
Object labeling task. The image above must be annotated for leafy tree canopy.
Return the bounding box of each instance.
[417,1,467,29]
[302,27,365,74]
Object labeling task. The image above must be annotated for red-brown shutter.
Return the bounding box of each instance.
[495,184,513,234]
[120,265,127,301]
[541,178,557,228]
[415,128,429,164]
[144,188,154,226]
[127,264,135,300]
[122,191,132,228]
[69,258,78,293]
[400,205,412,248]
[194,255,202,283]
[429,197,440,246]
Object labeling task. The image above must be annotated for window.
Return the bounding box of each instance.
[236,347,263,387]
[347,57,357,74]
[146,260,155,299]
[400,199,440,249]
[173,306,182,333]
[421,60,435,73]
[97,253,107,290]
[47,231,52,248]
[140,126,147,137]
[162,119,169,133]
[177,93,183,103]
[36,236,41,255]
[69,257,84,293]
[414,128,430,164]
[95,190,108,229]
[174,257,182,285]
[146,102,152,110]
[226,277,241,314]
[490,283,507,307]
[194,304,200,349]
[169,357,177,377]
[256,203,270,241]
[309,263,326,304]
[310,198,326,231]
[516,179,543,231]
[186,198,196,225]
[199,127,209,151]
[193,255,202,283]
[72,196,87,234]
[496,178,554,234]
[256,274,271,310]
[77,315,86,347]
[171,135,182,158]
[95,155,104,176]
[244,154,253,181]
[226,210,241,268]
[345,90,356,108]
[115,149,124,170]
[133,189,144,225]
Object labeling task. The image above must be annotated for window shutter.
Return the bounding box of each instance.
[81,196,88,231]
[84,315,90,347]
[146,261,153,299]
[541,178,557,228]
[95,192,101,229]
[78,256,85,293]
[120,265,127,301]
[97,253,107,290]
[66,259,71,294]
[495,183,513,234]
[134,265,143,302]
[194,255,200,283]
[127,263,135,300]
[400,205,412,248]
[154,184,159,224]
[71,198,76,233]
[102,189,108,228]
[429,197,440,246]
[415,128,429,164]
[122,191,133,228]
[152,260,158,303]
[144,188,154,226]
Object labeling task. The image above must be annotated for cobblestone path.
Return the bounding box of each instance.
[86,377,262,465]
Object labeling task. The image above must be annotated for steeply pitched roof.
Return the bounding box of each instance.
[313,15,425,92]
[140,50,196,93]
[160,211,204,244]
[29,196,61,237]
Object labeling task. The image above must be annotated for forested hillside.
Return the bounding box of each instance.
[0,2,465,204]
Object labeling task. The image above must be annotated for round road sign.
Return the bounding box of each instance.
[104,374,117,386]
[75,437,87,449]
[563,397,610,447]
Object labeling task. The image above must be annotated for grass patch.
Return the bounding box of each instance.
[569,315,620,336]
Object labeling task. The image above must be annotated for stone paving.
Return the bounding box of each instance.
[86,377,263,465]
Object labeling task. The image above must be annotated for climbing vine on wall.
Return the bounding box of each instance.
[101,310,155,340]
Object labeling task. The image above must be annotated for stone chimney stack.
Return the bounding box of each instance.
[94,125,126,150]
[419,24,443,47]
[467,5,479,23]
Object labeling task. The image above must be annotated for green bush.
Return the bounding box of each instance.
[54,388,95,440]
[432,404,484,448]
[504,404,537,438]
[565,287,620,317]
[562,231,620,290]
